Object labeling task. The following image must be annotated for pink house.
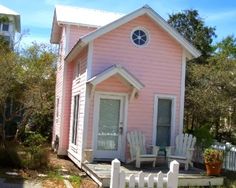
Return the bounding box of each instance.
[50,5,200,167]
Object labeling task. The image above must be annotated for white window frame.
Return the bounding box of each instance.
[152,94,176,146]
[71,94,80,145]
[92,91,128,162]
[2,23,9,31]
[130,26,150,48]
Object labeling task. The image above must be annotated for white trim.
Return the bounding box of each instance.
[152,94,176,146]
[68,149,82,168]
[87,64,144,90]
[65,25,70,54]
[81,86,91,162]
[80,42,93,162]
[65,5,201,61]
[87,41,94,79]
[130,26,150,48]
[92,91,128,161]
[58,58,67,155]
[179,50,187,135]
[146,9,200,58]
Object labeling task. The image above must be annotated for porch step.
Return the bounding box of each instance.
[82,162,224,187]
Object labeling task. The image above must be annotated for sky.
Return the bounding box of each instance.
[1,0,236,47]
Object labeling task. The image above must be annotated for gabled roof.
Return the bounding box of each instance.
[87,64,144,90]
[66,5,201,62]
[50,5,124,43]
[0,5,21,32]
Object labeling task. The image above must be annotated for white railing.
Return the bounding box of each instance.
[110,159,179,188]
[212,142,236,171]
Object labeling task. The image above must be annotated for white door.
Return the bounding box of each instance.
[93,94,125,160]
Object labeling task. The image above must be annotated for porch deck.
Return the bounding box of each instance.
[82,160,224,187]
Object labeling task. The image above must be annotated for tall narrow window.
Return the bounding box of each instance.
[72,95,79,145]
[156,99,172,147]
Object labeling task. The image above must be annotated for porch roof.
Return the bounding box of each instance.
[87,64,144,90]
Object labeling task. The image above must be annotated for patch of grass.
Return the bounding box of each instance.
[47,170,63,180]
[69,175,81,187]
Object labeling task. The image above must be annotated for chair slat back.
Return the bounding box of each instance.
[127,131,146,160]
[175,133,196,156]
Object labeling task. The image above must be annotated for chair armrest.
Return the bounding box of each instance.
[188,148,194,151]
[152,146,160,156]
[136,145,141,159]
[165,146,174,157]
[186,148,195,159]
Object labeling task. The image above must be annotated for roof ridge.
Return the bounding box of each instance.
[0,4,20,15]
[55,4,124,16]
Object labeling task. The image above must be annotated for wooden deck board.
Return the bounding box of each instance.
[82,162,224,187]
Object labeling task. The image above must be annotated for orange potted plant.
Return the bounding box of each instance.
[203,148,223,176]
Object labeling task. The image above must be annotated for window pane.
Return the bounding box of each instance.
[97,99,120,150]
[2,23,9,31]
[157,99,172,125]
[72,95,79,144]
[156,99,172,146]
[156,126,170,146]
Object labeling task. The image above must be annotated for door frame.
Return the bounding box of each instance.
[152,94,176,146]
[92,91,128,161]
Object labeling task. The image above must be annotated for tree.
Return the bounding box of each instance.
[0,39,22,141]
[185,36,236,143]
[168,10,236,143]
[168,9,216,59]
[18,43,57,139]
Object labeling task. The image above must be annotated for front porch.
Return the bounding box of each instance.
[81,160,224,187]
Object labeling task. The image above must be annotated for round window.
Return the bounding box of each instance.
[131,28,149,46]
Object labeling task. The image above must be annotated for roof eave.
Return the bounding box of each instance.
[87,65,145,90]
[64,5,201,62]
[64,40,87,62]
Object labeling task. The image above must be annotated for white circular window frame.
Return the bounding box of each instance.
[130,26,150,48]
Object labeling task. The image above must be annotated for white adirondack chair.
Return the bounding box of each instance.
[166,133,196,170]
[127,131,160,168]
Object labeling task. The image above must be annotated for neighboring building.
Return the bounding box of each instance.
[50,5,200,167]
[0,5,21,47]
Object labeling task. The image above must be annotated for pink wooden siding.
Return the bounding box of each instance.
[86,15,182,149]
[52,27,66,151]
[53,24,93,155]
[87,75,132,147]
[67,25,96,53]
[68,47,88,162]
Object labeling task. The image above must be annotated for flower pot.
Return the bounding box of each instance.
[205,162,222,176]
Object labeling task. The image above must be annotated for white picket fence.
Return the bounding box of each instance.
[212,142,236,172]
[110,159,179,188]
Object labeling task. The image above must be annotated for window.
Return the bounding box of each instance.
[131,27,149,47]
[156,99,172,147]
[2,23,9,31]
[72,95,79,145]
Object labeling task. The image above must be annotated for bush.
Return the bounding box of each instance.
[22,133,48,169]
[25,148,49,169]
[23,133,46,147]
[0,146,22,168]
[193,125,214,149]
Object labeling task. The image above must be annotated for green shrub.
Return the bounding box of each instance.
[23,133,46,147]
[0,146,22,168]
[22,133,48,169]
[24,148,49,169]
[194,125,214,149]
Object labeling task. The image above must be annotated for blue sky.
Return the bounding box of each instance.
[1,0,236,46]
